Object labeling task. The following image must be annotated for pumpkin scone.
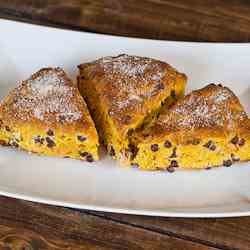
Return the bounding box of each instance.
[131,84,250,171]
[0,67,99,161]
[78,54,187,165]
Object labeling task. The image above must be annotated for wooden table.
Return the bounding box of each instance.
[0,1,250,249]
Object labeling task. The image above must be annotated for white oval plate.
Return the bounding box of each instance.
[0,19,250,218]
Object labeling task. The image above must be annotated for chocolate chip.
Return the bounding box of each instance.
[203,140,212,148]
[47,129,54,136]
[203,140,216,151]
[127,128,134,137]
[59,115,66,124]
[11,141,19,148]
[46,137,55,148]
[169,148,177,158]
[122,115,132,125]
[77,135,87,142]
[34,136,44,144]
[109,146,115,157]
[231,154,240,162]
[164,140,172,148]
[86,154,94,162]
[128,143,139,159]
[238,138,245,146]
[131,163,139,168]
[34,137,40,144]
[223,159,232,167]
[155,83,164,90]
[34,137,41,144]
[170,160,178,168]
[80,151,89,157]
[218,84,223,87]
[167,166,175,173]
[171,90,176,99]
[230,136,239,145]
[151,144,159,152]
[5,126,10,132]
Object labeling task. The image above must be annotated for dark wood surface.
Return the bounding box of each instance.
[2,0,250,42]
[1,0,250,249]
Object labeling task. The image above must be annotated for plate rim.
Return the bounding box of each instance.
[1,18,250,218]
[1,190,250,218]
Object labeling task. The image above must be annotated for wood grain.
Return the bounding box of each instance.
[0,196,218,250]
[1,1,250,249]
[1,0,250,42]
[90,211,250,250]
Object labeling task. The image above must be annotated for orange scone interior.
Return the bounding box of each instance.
[78,54,187,165]
[131,84,250,171]
[0,68,99,161]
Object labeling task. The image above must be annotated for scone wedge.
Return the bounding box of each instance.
[0,68,99,161]
[132,84,250,170]
[78,54,187,165]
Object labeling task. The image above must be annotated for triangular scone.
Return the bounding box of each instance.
[131,84,250,170]
[78,54,187,165]
[0,68,99,161]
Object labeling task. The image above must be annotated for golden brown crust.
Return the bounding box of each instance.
[138,84,248,142]
[78,54,187,136]
[0,68,99,160]
[0,68,96,131]
[132,84,250,170]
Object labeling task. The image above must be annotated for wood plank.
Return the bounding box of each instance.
[0,224,112,250]
[1,0,250,42]
[0,1,250,249]
[0,196,219,250]
[89,211,250,250]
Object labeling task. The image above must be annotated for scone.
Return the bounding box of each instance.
[131,84,250,170]
[78,54,187,165]
[0,67,99,161]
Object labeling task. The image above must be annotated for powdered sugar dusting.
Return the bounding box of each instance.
[151,70,164,81]
[10,68,82,123]
[112,59,148,77]
[116,94,144,109]
[211,88,232,103]
[158,84,247,131]
[129,94,144,102]
[93,54,170,112]
[101,55,151,77]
